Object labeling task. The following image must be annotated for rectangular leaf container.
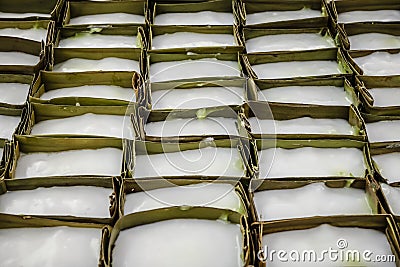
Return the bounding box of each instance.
[62,0,148,27]
[130,138,254,180]
[0,106,24,140]
[0,73,34,108]
[0,36,46,74]
[0,20,55,45]
[131,105,248,142]
[248,177,383,223]
[331,0,400,25]
[54,26,146,50]
[242,27,337,54]
[7,135,130,180]
[146,52,244,83]
[355,75,400,116]
[0,214,109,267]
[249,76,358,107]
[369,145,400,185]
[376,183,400,222]
[242,48,353,80]
[362,112,400,148]
[30,71,139,106]
[151,0,243,26]
[347,49,400,76]
[0,0,64,22]
[252,215,400,267]
[242,101,366,141]
[148,78,248,111]
[120,179,250,216]
[148,25,244,54]
[47,47,145,76]
[105,207,252,267]
[337,23,400,52]
[0,176,121,224]
[243,0,329,28]
[252,138,373,181]
[19,102,135,139]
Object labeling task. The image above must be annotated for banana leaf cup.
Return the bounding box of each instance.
[337,23,400,52]
[242,101,366,141]
[129,138,254,180]
[146,52,244,83]
[242,48,353,81]
[0,176,122,224]
[0,36,46,75]
[7,135,130,180]
[252,215,400,267]
[131,105,248,142]
[30,71,141,106]
[252,138,373,181]
[151,0,243,25]
[0,20,55,45]
[248,176,383,224]
[62,0,148,28]
[0,73,34,109]
[0,214,110,267]
[120,179,250,216]
[104,207,252,267]
[0,0,64,23]
[243,0,329,28]
[355,75,400,116]
[148,25,244,54]
[19,102,135,140]
[243,27,337,54]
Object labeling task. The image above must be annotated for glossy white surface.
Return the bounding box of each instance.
[259,147,366,178]
[258,85,352,105]
[381,183,400,215]
[134,147,245,178]
[246,8,322,25]
[262,224,395,266]
[246,33,335,53]
[124,182,245,214]
[155,11,234,25]
[349,33,400,50]
[254,183,372,221]
[368,88,400,107]
[112,219,243,267]
[69,13,145,25]
[252,60,342,79]
[152,32,235,50]
[0,12,51,19]
[0,27,47,42]
[366,120,400,143]
[249,117,355,135]
[338,10,400,23]
[353,52,400,76]
[0,82,30,105]
[150,58,240,82]
[59,33,137,48]
[0,114,20,139]
[14,148,123,178]
[145,117,239,137]
[0,186,112,217]
[0,227,102,267]
[0,52,39,65]
[30,113,134,139]
[373,153,400,183]
[152,86,244,109]
[53,58,140,72]
[40,85,134,102]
